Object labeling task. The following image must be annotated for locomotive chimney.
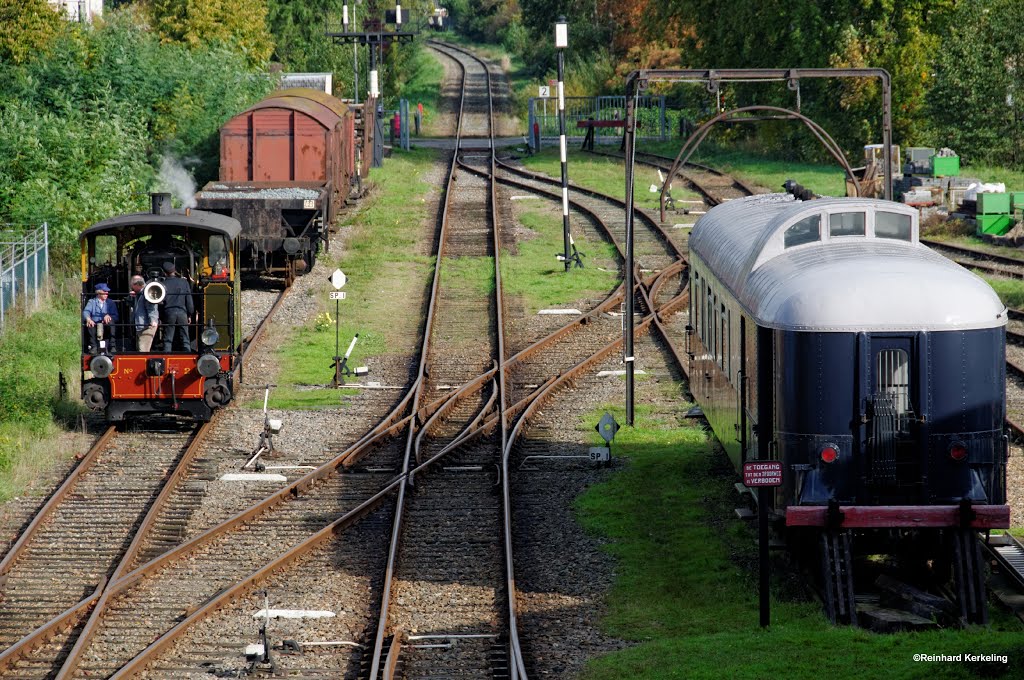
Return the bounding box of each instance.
[151,192,173,215]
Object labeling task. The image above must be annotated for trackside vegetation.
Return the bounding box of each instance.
[0,275,87,502]
[0,2,275,258]
[265,148,440,409]
[520,148,685,210]
[576,404,1024,680]
[500,209,619,312]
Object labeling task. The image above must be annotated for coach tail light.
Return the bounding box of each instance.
[949,442,969,462]
[820,444,839,464]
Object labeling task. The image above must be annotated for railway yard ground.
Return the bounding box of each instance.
[3,40,1024,680]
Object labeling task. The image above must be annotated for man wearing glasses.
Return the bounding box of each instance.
[83,282,119,354]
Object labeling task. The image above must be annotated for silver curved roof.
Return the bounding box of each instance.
[690,195,1006,332]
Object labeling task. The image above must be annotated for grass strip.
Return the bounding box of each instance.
[501,208,618,312]
[635,141,848,197]
[397,41,446,134]
[0,273,87,501]
[576,404,1023,680]
[520,148,696,212]
[266,148,439,409]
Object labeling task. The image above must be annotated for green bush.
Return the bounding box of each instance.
[0,100,152,259]
[0,8,274,262]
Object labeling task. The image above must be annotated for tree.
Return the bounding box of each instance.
[145,0,274,65]
[0,0,65,65]
[928,0,1024,164]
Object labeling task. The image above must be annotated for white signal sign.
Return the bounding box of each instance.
[330,291,347,300]
[539,86,550,98]
[329,269,347,290]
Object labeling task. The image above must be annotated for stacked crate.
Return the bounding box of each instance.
[976,192,1013,235]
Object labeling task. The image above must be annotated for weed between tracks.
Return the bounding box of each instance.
[501,210,618,312]
[519,149,689,212]
[575,405,1024,680]
[265,148,440,410]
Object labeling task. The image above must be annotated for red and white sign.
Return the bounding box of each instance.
[743,460,782,487]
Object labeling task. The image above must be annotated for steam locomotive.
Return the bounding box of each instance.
[80,193,241,421]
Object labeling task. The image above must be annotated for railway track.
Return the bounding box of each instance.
[14,40,1022,680]
[920,238,1024,280]
[588,147,761,221]
[365,40,513,679]
[0,286,286,673]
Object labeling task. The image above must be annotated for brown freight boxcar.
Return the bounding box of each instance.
[198,88,373,278]
[218,87,354,223]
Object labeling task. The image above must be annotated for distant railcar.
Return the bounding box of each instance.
[196,88,372,278]
[80,194,242,421]
[688,194,1008,624]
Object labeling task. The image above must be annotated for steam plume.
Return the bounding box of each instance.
[158,155,198,209]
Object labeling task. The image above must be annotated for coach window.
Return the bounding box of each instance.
[783,214,821,248]
[829,212,865,237]
[712,294,720,364]
[707,294,713,352]
[877,349,911,428]
[722,305,729,373]
[876,212,912,241]
[693,272,701,339]
[208,235,229,277]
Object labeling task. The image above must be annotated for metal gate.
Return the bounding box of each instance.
[527,95,666,151]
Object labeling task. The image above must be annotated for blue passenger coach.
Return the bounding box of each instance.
[687,194,1009,623]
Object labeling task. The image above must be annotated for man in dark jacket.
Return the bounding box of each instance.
[160,261,195,352]
[83,282,119,354]
[129,275,159,351]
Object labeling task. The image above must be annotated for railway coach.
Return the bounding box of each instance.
[687,193,1009,624]
[80,193,242,421]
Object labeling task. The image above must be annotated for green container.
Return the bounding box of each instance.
[977,214,1014,235]
[1011,191,1024,211]
[931,155,960,177]
[977,192,1011,214]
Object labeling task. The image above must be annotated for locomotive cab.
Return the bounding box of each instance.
[79,195,243,421]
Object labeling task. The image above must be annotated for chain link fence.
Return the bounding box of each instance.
[1,223,50,332]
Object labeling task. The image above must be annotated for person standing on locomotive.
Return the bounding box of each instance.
[82,282,119,354]
[160,261,194,352]
[128,275,159,351]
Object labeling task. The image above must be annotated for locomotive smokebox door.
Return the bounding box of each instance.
[147,358,166,377]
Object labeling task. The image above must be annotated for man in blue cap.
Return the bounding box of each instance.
[160,261,195,351]
[82,282,119,354]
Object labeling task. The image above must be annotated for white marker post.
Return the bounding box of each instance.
[329,269,348,387]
